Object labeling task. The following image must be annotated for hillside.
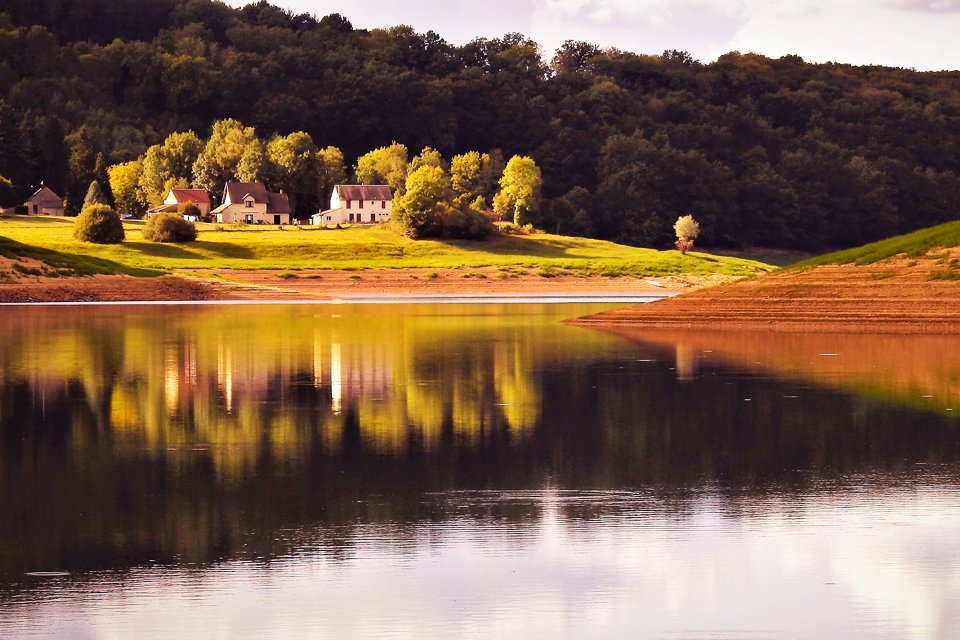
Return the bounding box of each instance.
[0,0,959,251]
[575,221,960,334]
[0,217,770,301]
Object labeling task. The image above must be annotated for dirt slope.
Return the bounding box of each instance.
[574,252,960,334]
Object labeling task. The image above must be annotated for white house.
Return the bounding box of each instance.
[211,181,291,225]
[147,188,212,220]
[25,185,65,216]
[311,184,392,225]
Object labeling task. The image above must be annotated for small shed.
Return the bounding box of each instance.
[26,185,65,216]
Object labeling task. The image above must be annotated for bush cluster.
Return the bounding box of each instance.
[143,213,198,243]
[73,204,124,244]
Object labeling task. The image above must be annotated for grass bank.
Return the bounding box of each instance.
[0,216,771,278]
[791,221,960,269]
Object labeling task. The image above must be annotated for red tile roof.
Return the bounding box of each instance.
[171,189,210,204]
[335,185,392,201]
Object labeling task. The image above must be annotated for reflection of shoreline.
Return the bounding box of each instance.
[600,327,960,415]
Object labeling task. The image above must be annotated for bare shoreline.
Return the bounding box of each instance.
[0,267,730,304]
[572,255,960,335]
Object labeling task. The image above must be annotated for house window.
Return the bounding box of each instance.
[245,214,254,223]
[245,199,253,208]
[346,200,351,209]
[326,216,332,222]
[381,201,386,209]
[358,200,364,209]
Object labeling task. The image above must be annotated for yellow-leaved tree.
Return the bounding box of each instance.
[674,215,700,254]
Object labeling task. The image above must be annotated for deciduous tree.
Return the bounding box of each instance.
[355,142,409,195]
[493,155,541,226]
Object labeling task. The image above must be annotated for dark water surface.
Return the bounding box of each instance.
[1,303,959,639]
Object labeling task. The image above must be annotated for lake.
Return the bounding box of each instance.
[1,303,959,639]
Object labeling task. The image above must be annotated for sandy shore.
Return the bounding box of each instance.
[0,266,737,303]
[573,253,960,334]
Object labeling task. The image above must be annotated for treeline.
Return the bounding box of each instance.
[1,0,960,249]
[106,120,535,239]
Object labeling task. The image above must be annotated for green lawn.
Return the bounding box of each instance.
[0,216,772,278]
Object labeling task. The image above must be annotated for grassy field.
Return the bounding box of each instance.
[0,216,771,278]
[791,221,960,269]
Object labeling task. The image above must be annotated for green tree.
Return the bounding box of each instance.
[65,126,98,215]
[478,150,505,202]
[317,146,347,210]
[109,159,147,218]
[355,142,409,195]
[93,152,114,207]
[192,119,260,193]
[266,131,319,218]
[0,175,15,208]
[139,131,203,206]
[410,146,446,173]
[83,180,110,209]
[450,151,482,202]
[393,165,450,238]
[235,139,265,183]
[493,155,542,226]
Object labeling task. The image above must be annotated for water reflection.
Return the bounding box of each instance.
[2,304,960,639]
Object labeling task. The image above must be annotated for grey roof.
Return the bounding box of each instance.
[27,185,63,207]
[335,185,392,201]
[267,192,291,214]
[224,181,269,204]
[220,181,290,214]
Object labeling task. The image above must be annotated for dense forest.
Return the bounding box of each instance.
[1,0,959,249]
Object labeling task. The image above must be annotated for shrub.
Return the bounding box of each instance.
[439,205,493,239]
[177,202,201,219]
[143,213,198,243]
[74,204,124,244]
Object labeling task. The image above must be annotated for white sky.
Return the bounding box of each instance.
[222,0,960,71]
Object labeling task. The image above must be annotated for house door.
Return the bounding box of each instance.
[370,213,375,222]
[274,215,281,224]
[349,213,354,223]
[245,214,254,223]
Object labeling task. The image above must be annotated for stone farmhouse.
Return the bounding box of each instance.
[311,185,392,225]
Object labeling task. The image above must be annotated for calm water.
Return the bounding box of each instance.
[1,303,959,639]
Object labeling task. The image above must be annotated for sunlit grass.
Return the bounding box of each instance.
[0,215,772,277]
[791,221,960,269]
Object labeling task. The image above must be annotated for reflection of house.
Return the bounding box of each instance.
[310,185,392,225]
[148,188,211,220]
[311,340,394,415]
[25,185,65,216]
[211,181,291,224]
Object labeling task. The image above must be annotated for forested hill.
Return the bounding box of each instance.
[1,0,959,250]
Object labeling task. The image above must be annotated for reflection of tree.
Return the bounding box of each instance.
[0,306,589,477]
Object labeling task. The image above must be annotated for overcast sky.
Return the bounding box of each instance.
[222,0,960,71]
